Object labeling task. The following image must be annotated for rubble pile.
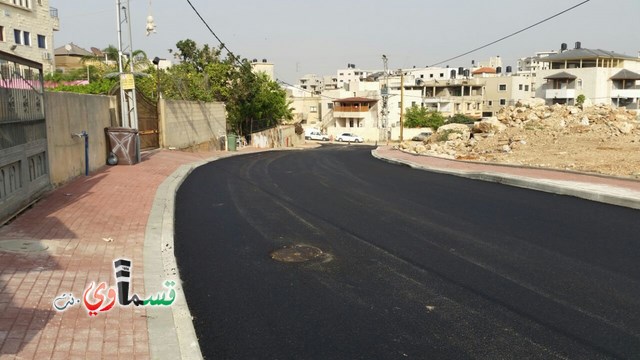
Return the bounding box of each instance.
[397,102,640,178]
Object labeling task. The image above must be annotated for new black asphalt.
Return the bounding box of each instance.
[174,145,640,359]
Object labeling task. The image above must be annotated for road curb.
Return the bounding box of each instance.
[144,147,309,359]
[372,149,640,210]
[144,159,208,360]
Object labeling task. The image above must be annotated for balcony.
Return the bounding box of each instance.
[333,105,370,119]
[612,88,640,99]
[50,7,60,31]
[545,89,576,99]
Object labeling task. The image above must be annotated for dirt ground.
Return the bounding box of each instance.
[400,102,640,179]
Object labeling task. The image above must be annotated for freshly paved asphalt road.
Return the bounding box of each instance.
[175,145,640,359]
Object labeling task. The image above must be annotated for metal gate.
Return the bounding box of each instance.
[0,51,49,224]
[136,92,159,149]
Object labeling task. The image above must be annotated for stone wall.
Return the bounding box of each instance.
[252,125,304,148]
[159,99,226,150]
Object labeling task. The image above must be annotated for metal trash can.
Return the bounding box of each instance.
[105,127,139,165]
[227,133,237,151]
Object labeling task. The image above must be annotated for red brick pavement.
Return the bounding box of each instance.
[0,148,260,360]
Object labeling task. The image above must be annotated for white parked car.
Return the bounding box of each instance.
[306,131,330,141]
[336,133,363,143]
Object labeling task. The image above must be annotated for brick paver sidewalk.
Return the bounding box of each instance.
[0,148,259,359]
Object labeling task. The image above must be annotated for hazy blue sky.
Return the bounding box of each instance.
[51,0,640,83]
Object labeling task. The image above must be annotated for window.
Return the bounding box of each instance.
[37,34,46,48]
[0,26,4,42]
[327,103,333,109]
[398,102,402,108]
[411,101,416,107]
[310,106,317,113]
[488,100,493,106]
[14,29,21,44]
[499,84,507,91]
[518,84,523,91]
[12,0,31,8]
[525,85,530,91]
[439,73,444,78]
[429,74,433,78]
[23,31,30,46]
[499,99,506,106]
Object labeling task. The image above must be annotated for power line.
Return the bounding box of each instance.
[429,0,592,67]
[184,0,242,66]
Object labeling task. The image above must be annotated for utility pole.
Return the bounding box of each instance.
[399,70,404,142]
[381,55,390,144]
[116,0,139,159]
[116,0,138,129]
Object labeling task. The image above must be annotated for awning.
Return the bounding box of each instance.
[544,72,577,80]
[610,69,640,80]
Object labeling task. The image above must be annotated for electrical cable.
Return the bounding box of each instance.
[428,0,592,67]
[185,0,242,66]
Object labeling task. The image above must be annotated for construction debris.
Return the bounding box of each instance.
[397,103,640,178]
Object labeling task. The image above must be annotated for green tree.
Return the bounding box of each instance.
[404,105,445,129]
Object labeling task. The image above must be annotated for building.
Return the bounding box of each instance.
[482,75,534,116]
[297,73,323,94]
[336,64,369,87]
[251,59,274,81]
[53,43,93,72]
[517,50,557,75]
[0,0,59,74]
[535,42,640,110]
[286,85,322,126]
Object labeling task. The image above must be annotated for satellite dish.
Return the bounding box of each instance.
[64,44,72,52]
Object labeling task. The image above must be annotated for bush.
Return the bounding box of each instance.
[404,105,445,130]
[576,94,586,106]
[448,114,476,125]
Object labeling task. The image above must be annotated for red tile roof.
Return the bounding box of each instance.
[472,67,496,75]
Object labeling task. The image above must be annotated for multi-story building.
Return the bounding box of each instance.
[535,42,640,110]
[336,63,368,87]
[286,85,322,126]
[482,75,534,116]
[251,59,274,81]
[0,0,59,74]
[297,73,323,94]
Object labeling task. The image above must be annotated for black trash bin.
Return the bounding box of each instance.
[105,127,139,165]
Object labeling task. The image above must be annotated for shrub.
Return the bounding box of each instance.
[448,114,476,125]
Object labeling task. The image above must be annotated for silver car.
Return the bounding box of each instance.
[336,133,363,143]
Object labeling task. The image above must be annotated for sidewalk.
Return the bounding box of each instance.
[0,147,262,360]
[1,143,639,359]
[373,146,640,210]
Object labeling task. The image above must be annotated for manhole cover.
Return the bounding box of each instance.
[0,240,49,253]
[271,245,324,263]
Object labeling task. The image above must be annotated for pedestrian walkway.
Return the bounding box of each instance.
[0,147,261,359]
[373,146,640,210]
[1,143,638,359]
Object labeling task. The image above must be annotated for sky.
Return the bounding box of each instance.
[51,0,640,83]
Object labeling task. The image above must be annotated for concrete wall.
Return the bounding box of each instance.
[45,92,117,186]
[159,99,226,149]
[252,126,304,149]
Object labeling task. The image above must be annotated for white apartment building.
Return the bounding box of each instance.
[336,63,368,86]
[0,0,59,74]
[250,59,274,81]
[535,42,640,111]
